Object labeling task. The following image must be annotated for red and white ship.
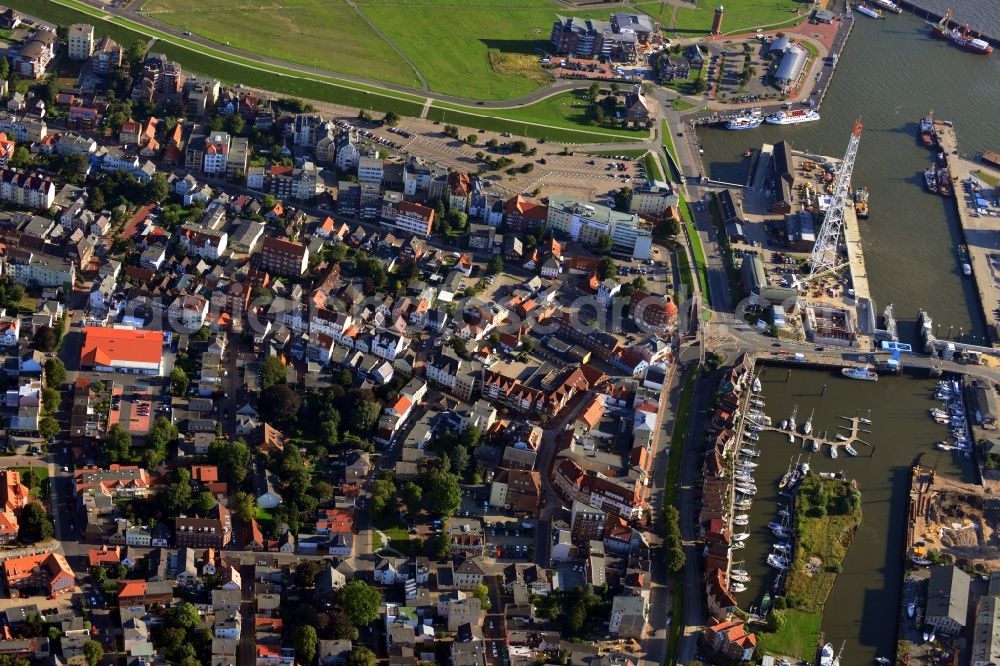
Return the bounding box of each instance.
[928,9,993,55]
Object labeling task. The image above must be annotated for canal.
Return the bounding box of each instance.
[697,11,1000,346]
[740,366,977,663]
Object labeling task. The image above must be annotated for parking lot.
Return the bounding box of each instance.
[107,384,163,436]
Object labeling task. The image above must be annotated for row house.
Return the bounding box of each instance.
[482,369,544,414]
[0,113,46,143]
[0,169,55,210]
[553,459,644,522]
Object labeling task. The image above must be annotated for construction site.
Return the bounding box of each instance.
[907,465,1000,572]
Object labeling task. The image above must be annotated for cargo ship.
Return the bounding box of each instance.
[725,110,763,130]
[764,109,820,125]
[919,112,937,148]
[854,186,870,218]
[855,3,884,19]
[928,9,993,55]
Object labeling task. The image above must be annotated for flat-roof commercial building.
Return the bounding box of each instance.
[80,327,163,375]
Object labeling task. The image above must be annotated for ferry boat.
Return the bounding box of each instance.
[725,110,764,130]
[873,0,901,13]
[929,9,994,55]
[919,112,937,147]
[764,109,820,125]
[855,3,883,19]
[853,186,870,218]
[841,366,878,381]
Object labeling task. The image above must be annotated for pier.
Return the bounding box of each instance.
[934,122,1000,346]
[758,414,871,456]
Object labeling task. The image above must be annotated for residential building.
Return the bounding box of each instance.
[175,505,232,549]
[0,169,56,209]
[705,620,757,662]
[547,194,651,260]
[179,224,228,260]
[386,201,435,238]
[609,589,649,638]
[3,553,74,596]
[92,36,122,74]
[203,132,230,175]
[503,196,547,232]
[67,23,94,61]
[629,181,678,219]
[74,466,151,498]
[15,30,56,79]
[357,156,383,186]
[261,237,308,276]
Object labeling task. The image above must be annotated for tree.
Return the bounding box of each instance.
[350,399,381,433]
[208,438,252,484]
[233,491,255,524]
[383,111,400,126]
[432,528,451,559]
[260,384,301,424]
[105,424,133,463]
[18,503,53,543]
[82,640,103,666]
[170,366,190,396]
[588,82,600,101]
[402,482,423,518]
[347,646,377,666]
[312,479,335,504]
[193,490,217,515]
[38,416,60,442]
[32,326,57,352]
[41,388,60,415]
[293,625,318,666]
[338,580,381,627]
[320,606,359,640]
[767,609,787,633]
[486,255,503,275]
[465,134,478,145]
[598,256,616,280]
[44,358,66,386]
[148,172,170,202]
[164,469,193,515]
[174,602,201,630]
[371,477,395,516]
[472,583,492,610]
[450,336,468,358]
[295,559,324,587]
[262,355,286,389]
[421,469,461,518]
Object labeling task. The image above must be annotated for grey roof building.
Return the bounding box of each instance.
[926,565,970,636]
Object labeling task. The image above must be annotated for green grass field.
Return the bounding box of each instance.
[141,0,418,87]
[642,152,664,181]
[672,0,804,36]
[758,609,823,660]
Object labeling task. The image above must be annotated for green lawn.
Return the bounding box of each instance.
[973,170,1000,187]
[643,152,664,181]
[589,149,650,158]
[672,0,805,36]
[758,609,823,660]
[141,0,418,87]
[358,0,644,100]
[661,120,681,179]
[672,98,698,112]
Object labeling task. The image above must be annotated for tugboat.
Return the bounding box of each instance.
[937,167,954,197]
[919,112,937,148]
[854,186,870,218]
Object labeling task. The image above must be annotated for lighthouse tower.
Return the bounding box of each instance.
[711,5,724,35]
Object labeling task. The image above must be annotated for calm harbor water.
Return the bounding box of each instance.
[741,367,977,663]
[698,12,1000,345]
[904,0,1000,36]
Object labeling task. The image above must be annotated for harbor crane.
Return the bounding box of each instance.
[808,119,863,281]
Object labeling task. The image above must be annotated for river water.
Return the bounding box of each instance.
[697,12,1000,345]
[740,367,977,663]
[905,0,1000,36]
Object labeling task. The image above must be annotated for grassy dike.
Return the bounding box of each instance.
[7,0,649,143]
[663,366,698,665]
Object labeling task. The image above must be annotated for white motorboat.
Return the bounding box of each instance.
[752,377,762,392]
[930,408,947,419]
[750,398,765,408]
[740,460,759,469]
[731,582,748,593]
[734,514,750,526]
[844,444,858,456]
[731,573,751,583]
[875,658,891,665]
[735,501,753,511]
[788,432,796,444]
[907,603,915,618]
[859,416,872,425]
[780,419,788,430]
[740,448,760,457]
[747,424,762,432]
[744,432,760,442]
[767,554,790,570]
[803,409,814,436]
[731,567,749,577]
[773,542,790,554]
[812,439,821,452]
[830,445,838,459]
[736,486,758,496]
[731,541,746,550]
[819,643,835,666]
[733,532,751,541]
[835,433,849,441]
[936,442,955,451]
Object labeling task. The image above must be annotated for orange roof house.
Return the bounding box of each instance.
[0,133,15,165]
[80,327,163,374]
[88,545,121,568]
[1,470,29,513]
[3,553,75,596]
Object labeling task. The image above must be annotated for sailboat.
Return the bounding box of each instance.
[811,438,820,452]
[731,582,748,593]
[731,572,751,583]
[803,408,814,435]
[734,514,750,526]
[778,461,793,489]
[788,405,798,433]
[733,532,751,541]
[752,376,762,392]
[860,409,872,425]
